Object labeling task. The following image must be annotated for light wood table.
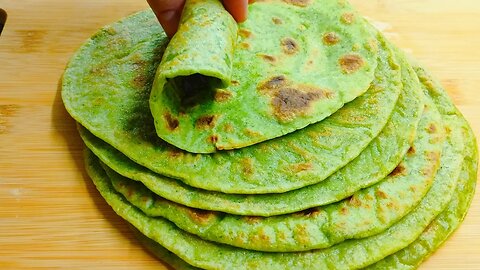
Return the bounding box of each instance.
[1,0,479,268]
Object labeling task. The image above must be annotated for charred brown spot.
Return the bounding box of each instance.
[164,113,179,131]
[223,124,234,133]
[427,123,437,133]
[272,17,283,24]
[389,164,406,177]
[283,0,311,7]
[341,12,355,24]
[187,209,215,225]
[133,74,148,88]
[231,80,240,86]
[272,88,322,120]
[214,89,233,102]
[259,75,288,91]
[131,59,150,87]
[289,162,313,173]
[132,59,147,70]
[209,135,218,144]
[239,29,252,38]
[339,54,364,74]
[259,76,333,120]
[117,181,127,190]
[196,115,216,129]
[407,146,416,155]
[340,207,349,215]
[140,195,153,206]
[281,38,299,55]
[349,196,362,207]
[241,158,254,175]
[243,128,262,137]
[375,190,388,199]
[323,32,340,45]
[259,232,270,241]
[244,216,262,224]
[251,229,270,243]
[125,185,135,198]
[239,42,250,49]
[300,208,321,217]
[294,224,310,244]
[260,54,277,63]
[168,148,183,158]
[287,142,312,159]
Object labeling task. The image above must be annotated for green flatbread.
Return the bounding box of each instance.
[103,97,447,252]
[62,0,478,268]
[133,228,200,270]
[79,49,422,216]
[83,56,474,267]
[132,123,478,270]
[137,118,478,268]
[367,150,477,269]
[84,111,463,269]
[150,0,378,153]
[63,10,400,194]
[365,66,479,270]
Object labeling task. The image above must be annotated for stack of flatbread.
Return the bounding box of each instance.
[62,0,478,269]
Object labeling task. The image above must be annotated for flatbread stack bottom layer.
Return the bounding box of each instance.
[62,0,478,269]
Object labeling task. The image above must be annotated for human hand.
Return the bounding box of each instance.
[147,0,250,38]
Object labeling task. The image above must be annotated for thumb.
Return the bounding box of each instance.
[147,0,185,38]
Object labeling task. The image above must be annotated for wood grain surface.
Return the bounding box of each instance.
[0,0,479,269]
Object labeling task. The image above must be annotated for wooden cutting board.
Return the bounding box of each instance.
[1,0,479,269]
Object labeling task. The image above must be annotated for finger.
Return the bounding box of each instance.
[147,0,185,37]
[223,0,248,23]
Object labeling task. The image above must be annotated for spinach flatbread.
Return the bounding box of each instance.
[150,0,379,153]
[63,10,400,194]
[79,47,422,215]
[103,97,447,252]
